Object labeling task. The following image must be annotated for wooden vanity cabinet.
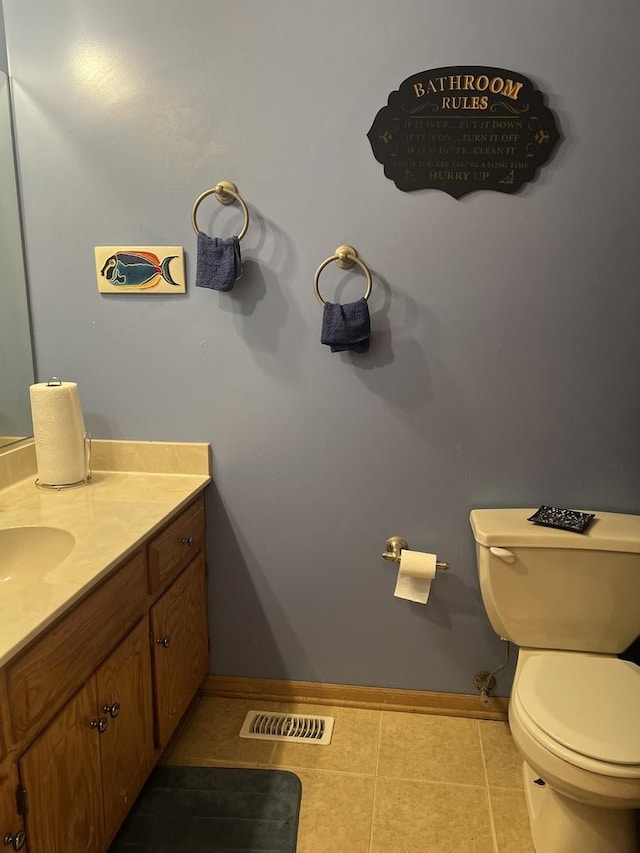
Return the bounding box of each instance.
[1,492,208,853]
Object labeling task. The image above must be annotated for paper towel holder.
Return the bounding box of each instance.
[35,430,93,491]
[382,536,449,570]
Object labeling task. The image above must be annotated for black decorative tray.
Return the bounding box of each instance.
[527,506,595,533]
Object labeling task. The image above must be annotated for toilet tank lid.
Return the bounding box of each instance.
[470,508,640,553]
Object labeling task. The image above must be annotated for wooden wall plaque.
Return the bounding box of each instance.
[367,66,560,198]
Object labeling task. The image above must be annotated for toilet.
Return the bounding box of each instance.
[470,508,640,853]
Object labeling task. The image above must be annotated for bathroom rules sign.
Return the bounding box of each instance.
[367,66,560,198]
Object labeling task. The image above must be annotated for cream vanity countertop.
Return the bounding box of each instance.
[0,439,211,667]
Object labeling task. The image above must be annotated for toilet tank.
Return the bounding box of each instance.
[470,508,640,653]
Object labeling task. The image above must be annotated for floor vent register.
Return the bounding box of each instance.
[239,710,334,745]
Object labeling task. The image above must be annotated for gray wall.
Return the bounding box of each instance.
[3,0,640,696]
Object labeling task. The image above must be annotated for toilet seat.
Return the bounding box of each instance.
[513,655,640,778]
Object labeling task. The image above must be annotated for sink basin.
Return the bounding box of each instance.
[0,526,76,584]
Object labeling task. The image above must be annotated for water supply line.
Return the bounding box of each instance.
[474,640,510,706]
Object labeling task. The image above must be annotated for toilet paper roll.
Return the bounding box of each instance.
[394,550,437,604]
[29,381,87,486]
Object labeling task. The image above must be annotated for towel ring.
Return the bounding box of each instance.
[313,245,372,306]
[191,180,250,240]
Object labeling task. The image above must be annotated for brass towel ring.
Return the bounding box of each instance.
[313,245,373,306]
[191,180,250,240]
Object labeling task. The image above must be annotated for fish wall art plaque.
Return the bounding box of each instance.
[95,246,186,294]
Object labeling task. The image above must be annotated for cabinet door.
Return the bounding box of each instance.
[97,618,156,845]
[19,680,104,853]
[0,765,25,852]
[96,619,155,841]
[151,553,208,749]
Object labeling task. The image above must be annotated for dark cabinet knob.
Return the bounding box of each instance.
[182,536,195,546]
[89,716,108,733]
[4,831,26,851]
[103,702,120,718]
[157,635,172,648]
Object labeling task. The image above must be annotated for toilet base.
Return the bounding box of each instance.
[522,762,639,853]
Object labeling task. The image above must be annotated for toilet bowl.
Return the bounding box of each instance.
[508,650,640,852]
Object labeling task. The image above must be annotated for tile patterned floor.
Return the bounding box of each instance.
[163,697,535,853]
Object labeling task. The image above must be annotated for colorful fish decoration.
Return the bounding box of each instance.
[100,251,179,289]
[94,246,186,294]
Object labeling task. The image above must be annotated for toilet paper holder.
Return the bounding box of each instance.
[382,536,449,570]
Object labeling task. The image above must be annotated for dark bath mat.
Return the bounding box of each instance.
[109,766,302,853]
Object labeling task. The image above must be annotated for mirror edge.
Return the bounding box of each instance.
[0,67,36,448]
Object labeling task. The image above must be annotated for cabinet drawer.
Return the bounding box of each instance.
[6,551,147,743]
[147,495,205,595]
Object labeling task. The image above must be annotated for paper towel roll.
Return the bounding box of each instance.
[29,381,87,486]
[394,549,437,604]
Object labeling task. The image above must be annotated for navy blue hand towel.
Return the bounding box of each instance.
[321,297,370,353]
[195,232,243,291]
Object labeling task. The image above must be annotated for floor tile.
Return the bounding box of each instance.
[377,710,486,786]
[163,696,274,766]
[163,696,537,852]
[479,720,524,789]
[489,787,535,853]
[371,777,495,853]
[267,702,381,775]
[292,768,375,853]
